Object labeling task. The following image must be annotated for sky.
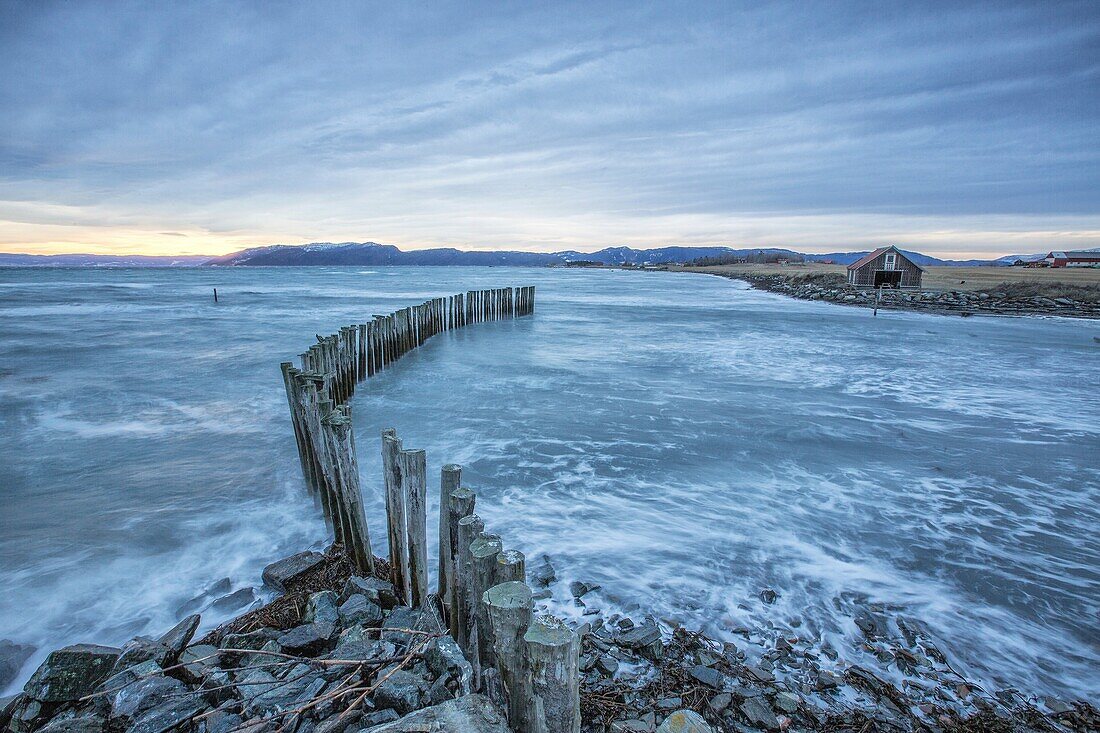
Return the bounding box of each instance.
[0,1,1098,259]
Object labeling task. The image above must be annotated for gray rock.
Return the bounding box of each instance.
[360,708,400,727]
[341,576,399,610]
[110,674,184,725]
[222,628,279,652]
[338,595,383,627]
[708,693,732,713]
[569,581,598,599]
[366,694,509,732]
[688,665,727,688]
[24,643,121,703]
[773,691,800,714]
[278,624,333,657]
[250,663,325,715]
[175,578,232,619]
[262,551,325,592]
[611,721,650,733]
[655,709,713,733]
[0,640,35,690]
[739,697,780,730]
[382,607,443,651]
[306,591,340,627]
[128,695,207,733]
[617,618,660,649]
[179,644,220,678]
[373,669,425,714]
[424,636,472,695]
[759,589,777,604]
[201,709,243,733]
[532,556,557,587]
[113,637,172,672]
[209,588,257,614]
[156,614,200,665]
[329,638,395,663]
[597,655,619,676]
[38,714,107,733]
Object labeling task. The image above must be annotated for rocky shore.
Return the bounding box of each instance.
[2,547,1096,733]
[700,272,1100,319]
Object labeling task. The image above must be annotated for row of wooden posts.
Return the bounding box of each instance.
[279,286,535,574]
[279,285,582,732]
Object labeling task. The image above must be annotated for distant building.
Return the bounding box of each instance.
[846,245,923,289]
[1043,251,1100,268]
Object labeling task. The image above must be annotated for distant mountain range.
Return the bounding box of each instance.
[1,242,1091,268]
[200,242,1027,267]
[0,252,211,267]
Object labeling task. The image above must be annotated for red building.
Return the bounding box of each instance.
[1043,251,1100,268]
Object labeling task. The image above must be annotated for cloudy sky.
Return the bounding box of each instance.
[1,1,1097,258]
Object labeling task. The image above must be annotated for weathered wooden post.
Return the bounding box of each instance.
[382,429,410,603]
[401,448,429,608]
[486,582,534,732]
[495,549,526,585]
[454,513,485,654]
[525,615,581,733]
[438,464,462,608]
[447,488,475,635]
[323,407,374,573]
[470,533,505,678]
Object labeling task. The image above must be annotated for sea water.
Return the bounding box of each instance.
[0,266,1096,699]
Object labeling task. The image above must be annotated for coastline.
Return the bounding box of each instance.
[3,544,1096,733]
[670,267,1100,320]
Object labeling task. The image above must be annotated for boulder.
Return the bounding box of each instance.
[367,694,509,732]
[305,591,340,627]
[209,588,257,614]
[156,614,200,665]
[113,637,173,672]
[337,595,383,627]
[382,607,443,651]
[424,636,473,695]
[532,556,557,587]
[262,551,325,592]
[110,674,185,725]
[38,714,107,733]
[277,624,333,657]
[373,669,426,714]
[175,578,231,619]
[0,640,36,689]
[328,638,395,663]
[341,576,399,610]
[250,663,325,715]
[656,709,713,733]
[24,643,120,703]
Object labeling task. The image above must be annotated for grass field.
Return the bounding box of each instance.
[675,263,1100,293]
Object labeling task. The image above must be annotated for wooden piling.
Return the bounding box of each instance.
[485,582,534,732]
[438,464,462,609]
[454,513,485,655]
[495,549,526,585]
[401,448,429,608]
[525,615,581,733]
[381,428,410,603]
[447,488,476,635]
[470,533,504,678]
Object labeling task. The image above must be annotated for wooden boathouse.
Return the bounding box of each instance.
[847,245,923,289]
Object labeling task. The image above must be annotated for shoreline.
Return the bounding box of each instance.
[673,268,1100,320]
[3,545,1096,733]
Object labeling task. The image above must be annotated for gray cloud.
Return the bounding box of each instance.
[0,0,1097,256]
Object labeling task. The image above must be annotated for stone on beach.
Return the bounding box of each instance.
[24,643,120,703]
[655,709,713,733]
[367,694,510,733]
[261,551,325,591]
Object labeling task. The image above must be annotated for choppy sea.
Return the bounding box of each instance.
[0,266,1097,700]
